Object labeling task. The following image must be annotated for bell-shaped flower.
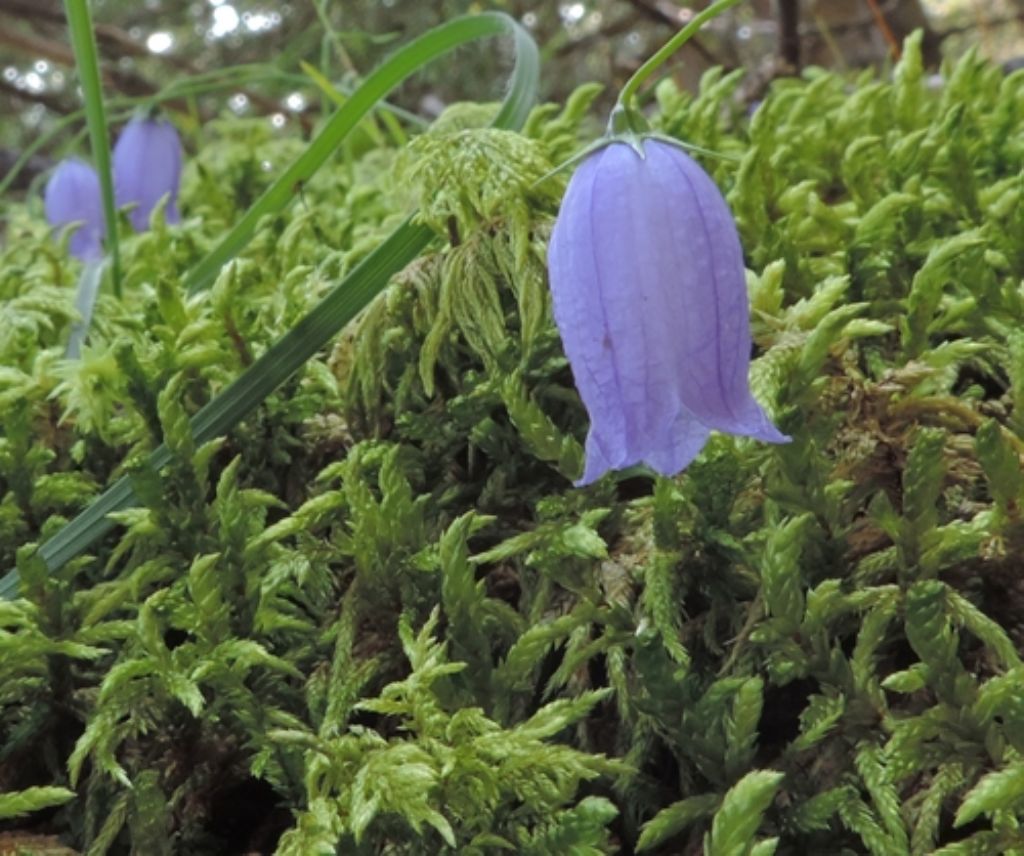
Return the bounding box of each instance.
[44,158,105,261]
[112,115,183,231]
[547,137,789,485]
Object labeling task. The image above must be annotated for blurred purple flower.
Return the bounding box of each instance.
[547,137,789,485]
[44,159,105,261]
[113,116,183,231]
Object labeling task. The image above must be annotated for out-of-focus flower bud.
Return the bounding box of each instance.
[547,137,789,485]
[112,115,183,231]
[44,158,105,261]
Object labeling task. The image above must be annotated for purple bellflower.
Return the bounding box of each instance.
[112,116,183,231]
[44,159,105,261]
[547,137,789,485]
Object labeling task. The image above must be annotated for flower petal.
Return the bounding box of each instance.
[642,403,712,478]
[548,136,788,486]
[644,139,788,443]
[588,143,682,450]
[549,147,631,474]
[551,141,716,483]
[112,116,183,232]
[43,159,105,261]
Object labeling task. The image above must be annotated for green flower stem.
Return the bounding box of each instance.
[615,0,746,112]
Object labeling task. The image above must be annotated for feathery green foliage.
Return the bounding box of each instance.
[4,25,1024,855]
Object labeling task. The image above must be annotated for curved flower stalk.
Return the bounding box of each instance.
[112,115,183,231]
[43,158,105,261]
[547,138,789,485]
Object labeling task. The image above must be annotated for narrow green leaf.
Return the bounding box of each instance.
[183,12,539,295]
[706,770,784,856]
[976,419,1024,514]
[0,13,540,599]
[855,742,908,851]
[902,229,986,357]
[0,785,76,820]
[760,514,813,629]
[64,0,121,294]
[636,793,719,852]
[903,428,946,530]
[789,786,854,833]
[724,677,764,777]
[956,764,1024,828]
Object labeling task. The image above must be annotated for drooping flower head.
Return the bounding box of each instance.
[547,137,789,485]
[112,115,183,231]
[43,158,105,261]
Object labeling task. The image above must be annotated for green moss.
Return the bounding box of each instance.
[4,32,1024,855]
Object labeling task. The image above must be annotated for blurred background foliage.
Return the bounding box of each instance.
[2,0,1024,194]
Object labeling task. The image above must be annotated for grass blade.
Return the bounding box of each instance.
[0,220,431,599]
[65,259,106,358]
[183,11,538,294]
[63,0,121,295]
[0,12,540,600]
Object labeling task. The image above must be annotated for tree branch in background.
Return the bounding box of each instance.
[0,0,179,61]
[864,0,902,60]
[0,0,311,131]
[806,0,942,66]
[939,10,1024,39]
[0,21,154,95]
[622,0,722,66]
[776,0,801,71]
[0,0,63,26]
[555,12,638,56]
[0,75,71,114]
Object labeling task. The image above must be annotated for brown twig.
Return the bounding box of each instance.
[223,311,253,367]
[777,0,801,71]
[864,0,903,60]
